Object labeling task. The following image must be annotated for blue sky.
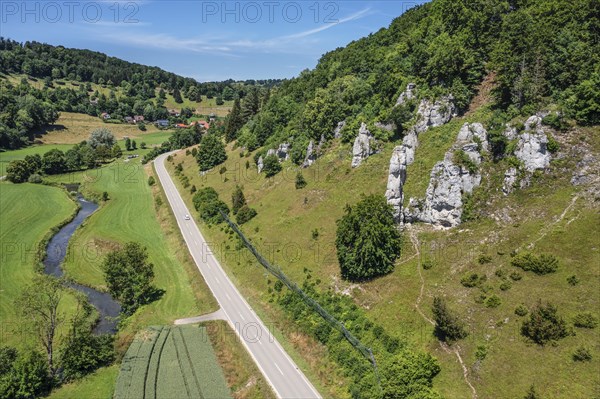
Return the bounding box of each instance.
[1,1,427,81]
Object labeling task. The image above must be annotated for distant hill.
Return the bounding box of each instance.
[0,38,281,149]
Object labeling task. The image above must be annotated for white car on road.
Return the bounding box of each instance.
[184,214,190,220]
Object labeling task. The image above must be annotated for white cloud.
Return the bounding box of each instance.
[92,7,372,56]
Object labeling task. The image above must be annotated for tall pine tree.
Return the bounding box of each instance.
[172,87,183,104]
[225,98,244,142]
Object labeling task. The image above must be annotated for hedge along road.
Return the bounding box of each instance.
[153,152,321,399]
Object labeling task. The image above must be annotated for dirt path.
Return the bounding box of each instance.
[408,227,478,399]
[527,195,579,250]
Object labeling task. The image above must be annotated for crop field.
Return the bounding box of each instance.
[114,325,231,399]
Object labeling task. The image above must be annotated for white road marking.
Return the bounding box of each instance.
[274,362,284,375]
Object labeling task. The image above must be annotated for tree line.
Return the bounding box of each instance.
[6,128,120,183]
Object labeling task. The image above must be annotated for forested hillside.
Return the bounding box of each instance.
[230,0,599,156]
[0,39,281,149]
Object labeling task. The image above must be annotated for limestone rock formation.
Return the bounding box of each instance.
[502,167,518,195]
[395,83,416,106]
[257,156,264,173]
[514,116,551,172]
[333,121,346,139]
[351,123,378,168]
[385,145,409,222]
[413,96,456,134]
[276,143,290,161]
[404,123,488,228]
[302,135,326,168]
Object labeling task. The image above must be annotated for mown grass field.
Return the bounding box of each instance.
[0,183,78,347]
[34,112,162,144]
[47,365,120,399]
[114,325,231,399]
[166,119,600,397]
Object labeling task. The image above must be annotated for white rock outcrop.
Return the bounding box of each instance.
[333,121,346,139]
[404,123,488,228]
[257,156,264,173]
[276,143,290,161]
[413,96,456,134]
[395,83,416,106]
[351,123,378,168]
[514,116,551,172]
[385,145,409,222]
[502,167,518,195]
[384,92,457,221]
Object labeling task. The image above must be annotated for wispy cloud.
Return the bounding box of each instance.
[282,8,372,40]
[91,7,371,56]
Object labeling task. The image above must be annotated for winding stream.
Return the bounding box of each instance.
[43,193,121,334]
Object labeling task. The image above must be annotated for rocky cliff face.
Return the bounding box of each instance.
[385,88,456,220]
[502,115,553,194]
[514,116,551,172]
[404,123,488,228]
[413,96,456,134]
[351,123,378,168]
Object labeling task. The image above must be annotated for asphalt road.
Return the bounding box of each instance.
[154,152,321,399]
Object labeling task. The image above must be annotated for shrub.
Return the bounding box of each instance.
[523,385,541,399]
[510,271,523,281]
[140,142,147,149]
[219,166,227,174]
[567,275,579,286]
[101,191,109,201]
[147,176,155,186]
[190,185,196,194]
[336,195,402,281]
[422,260,434,270]
[262,154,282,177]
[432,296,468,342]
[231,186,247,215]
[521,301,570,345]
[499,281,512,291]
[495,269,506,278]
[453,150,478,174]
[235,205,257,225]
[573,312,598,329]
[27,174,43,184]
[311,229,319,240]
[295,172,307,189]
[475,344,488,361]
[461,272,486,288]
[511,253,559,275]
[542,113,568,131]
[572,346,592,362]
[478,254,492,264]
[546,135,560,153]
[515,304,529,316]
[485,294,502,308]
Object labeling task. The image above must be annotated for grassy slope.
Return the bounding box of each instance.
[166,119,600,397]
[48,365,119,399]
[0,183,78,347]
